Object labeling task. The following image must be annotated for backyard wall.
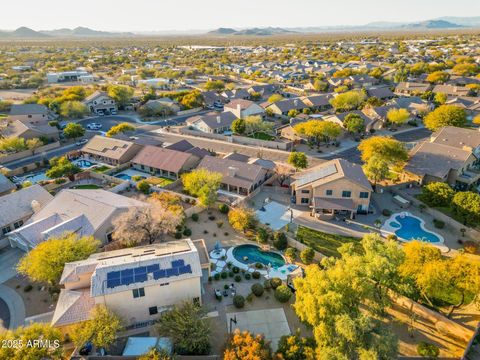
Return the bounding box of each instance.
[0,141,60,165]
[286,234,325,262]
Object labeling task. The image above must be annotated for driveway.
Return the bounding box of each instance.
[0,284,26,330]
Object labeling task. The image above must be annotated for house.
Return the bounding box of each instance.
[301,94,334,112]
[291,158,372,219]
[81,135,143,165]
[165,140,210,159]
[186,111,237,134]
[323,111,376,131]
[1,120,60,141]
[51,239,207,329]
[47,70,92,83]
[445,97,480,120]
[390,97,432,116]
[266,98,309,117]
[247,84,277,98]
[432,85,471,98]
[82,91,117,115]
[395,82,432,96]
[224,99,265,119]
[8,104,56,125]
[404,126,480,189]
[221,89,251,100]
[197,155,268,195]
[8,189,147,251]
[366,86,395,100]
[0,174,15,196]
[131,146,200,180]
[362,105,409,128]
[143,98,180,115]
[0,185,53,249]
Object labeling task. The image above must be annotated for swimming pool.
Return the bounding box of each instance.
[232,244,285,268]
[73,159,96,169]
[115,173,132,181]
[382,212,443,244]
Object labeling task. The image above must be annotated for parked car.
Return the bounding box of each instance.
[75,138,88,146]
[110,109,117,115]
[86,123,102,130]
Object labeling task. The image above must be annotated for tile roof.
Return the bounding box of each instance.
[81,135,138,161]
[0,174,15,194]
[9,104,50,116]
[51,289,95,327]
[132,145,195,173]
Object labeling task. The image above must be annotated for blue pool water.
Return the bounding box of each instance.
[232,245,285,268]
[73,159,95,169]
[115,174,131,181]
[393,215,441,243]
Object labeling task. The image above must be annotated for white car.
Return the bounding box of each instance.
[86,123,102,130]
[75,138,88,146]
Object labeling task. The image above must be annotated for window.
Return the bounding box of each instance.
[301,198,309,204]
[2,226,11,235]
[342,191,351,198]
[326,190,333,196]
[149,306,158,315]
[106,232,113,243]
[359,192,369,199]
[13,220,23,229]
[132,288,145,298]
[301,189,309,194]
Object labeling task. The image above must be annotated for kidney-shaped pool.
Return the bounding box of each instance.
[232,244,286,268]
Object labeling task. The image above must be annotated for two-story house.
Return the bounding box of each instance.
[291,158,372,219]
[82,91,117,115]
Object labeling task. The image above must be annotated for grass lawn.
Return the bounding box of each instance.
[146,176,175,187]
[248,132,275,141]
[72,184,102,189]
[92,165,112,173]
[296,225,362,258]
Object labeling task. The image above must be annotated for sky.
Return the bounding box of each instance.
[2,0,480,32]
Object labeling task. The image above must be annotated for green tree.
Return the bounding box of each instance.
[451,191,480,225]
[63,122,85,140]
[288,151,308,170]
[107,85,134,108]
[330,90,366,112]
[17,233,99,285]
[180,90,204,109]
[156,301,211,355]
[268,94,283,103]
[419,182,454,207]
[138,348,172,360]
[434,92,447,106]
[0,323,63,360]
[204,80,225,92]
[300,247,315,264]
[358,136,408,165]
[386,108,410,127]
[59,101,88,119]
[424,105,467,131]
[137,180,151,194]
[71,305,123,349]
[46,156,81,179]
[224,330,272,360]
[343,113,365,134]
[363,155,390,187]
[106,122,135,137]
[228,207,256,233]
[276,331,316,360]
[182,169,222,207]
[231,119,246,134]
[0,137,27,153]
[26,138,44,154]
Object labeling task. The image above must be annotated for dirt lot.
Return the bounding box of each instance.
[4,275,56,317]
[0,89,36,103]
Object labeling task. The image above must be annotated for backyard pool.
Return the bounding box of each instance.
[232,244,285,268]
[72,159,96,169]
[382,212,444,244]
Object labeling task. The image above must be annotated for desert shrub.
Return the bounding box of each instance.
[251,283,264,297]
[234,274,242,282]
[386,234,398,241]
[214,273,220,280]
[183,228,192,236]
[285,247,297,262]
[229,271,234,278]
[244,273,251,280]
[221,272,228,279]
[208,215,215,221]
[24,284,33,292]
[464,241,479,254]
[219,204,229,214]
[275,285,292,303]
[300,247,315,264]
[216,221,223,228]
[232,266,240,273]
[246,293,254,302]
[417,342,439,358]
[270,277,282,289]
[382,209,392,216]
[252,271,261,279]
[174,232,182,239]
[273,232,288,250]
[191,213,199,222]
[433,219,445,229]
[264,279,272,291]
[255,262,264,269]
[233,295,245,308]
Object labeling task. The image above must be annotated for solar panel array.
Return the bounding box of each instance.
[295,163,337,187]
[106,259,192,289]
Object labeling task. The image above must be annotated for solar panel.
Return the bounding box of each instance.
[134,273,148,282]
[171,259,185,268]
[147,264,160,273]
[122,275,134,285]
[106,279,115,288]
[295,163,337,187]
[107,271,121,280]
[121,269,133,277]
[179,265,192,274]
[166,268,179,277]
[153,269,166,279]
[134,266,147,275]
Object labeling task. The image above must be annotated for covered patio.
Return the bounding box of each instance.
[311,197,357,220]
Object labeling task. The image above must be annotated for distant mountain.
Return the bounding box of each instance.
[401,20,464,29]
[1,27,51,38]
[208,27,237,35]
[436,16,480,27]
[41,27,134,37]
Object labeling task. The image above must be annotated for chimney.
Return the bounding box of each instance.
[216,116,221,124]
[31,200,41,213]
[227,166,237,177]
